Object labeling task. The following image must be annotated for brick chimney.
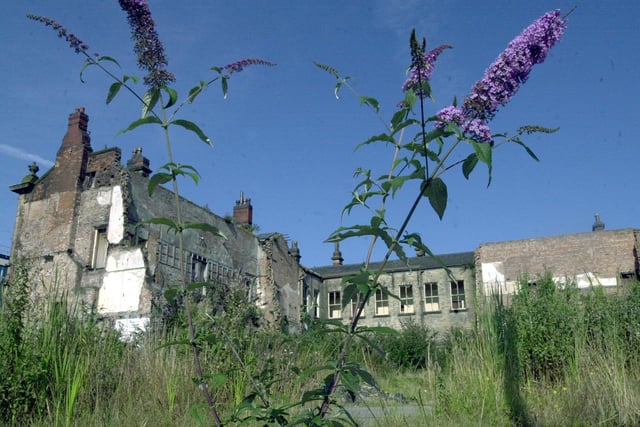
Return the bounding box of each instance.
[233,192,253,225]
[53,107,93,192]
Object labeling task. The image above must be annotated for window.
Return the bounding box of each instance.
[328,291,342,319]
[450,280,466,310]
[424,282,440,312]
[191,256,207,282]
[91,228,108,269]
[375,289,389,316]
[399,284,414,313]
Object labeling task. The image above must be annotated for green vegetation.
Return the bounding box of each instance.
[1,268,639,426]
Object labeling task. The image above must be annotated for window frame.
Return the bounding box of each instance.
[91,227,108,269]
[374,288,389,316]
[328,290,342,319]
[424,282,440,312]
[399,284,414,314]
[450,280,467,310]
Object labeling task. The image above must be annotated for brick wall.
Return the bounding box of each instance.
[475,228,640,295]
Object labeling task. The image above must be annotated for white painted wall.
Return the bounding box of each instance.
[97,247,146,314]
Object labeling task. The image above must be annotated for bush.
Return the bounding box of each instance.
[378,320,439,369]
[509,274,580,381]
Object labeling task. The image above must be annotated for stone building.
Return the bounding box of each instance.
[306,245,477,334]
[307,222,640,335]
[8,109,640,336]
[8,108,302,335]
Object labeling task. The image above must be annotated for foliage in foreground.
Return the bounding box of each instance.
[2,266,639,426]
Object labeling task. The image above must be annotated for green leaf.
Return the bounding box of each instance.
[79,61,96,83]
[359,96,380,113]
[424,177,448,220]
[106,82,122,105]
[188,282,208,291]
[334,81,343,99]
[170,119,212,146]
[181,222,226,239]
[148,172,172,196]
[355,326,397,335]
[143,217,180,233]
[462,153,478,180]
[122,74,140,84]
[512,138,540,162]
[187,81,208,103]
[164,288,180,303]
[142,88,160,118]
[117,116,163,136]
[163,86,178,109]
[204,373,227,390]
[97,55,121,67]
[341,283,359,309]
[471,140,493,186]
[221,77,228,99]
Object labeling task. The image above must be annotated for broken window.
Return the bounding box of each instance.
[450,280,466,310]
[91,228,108,269]
[399,284,414,313]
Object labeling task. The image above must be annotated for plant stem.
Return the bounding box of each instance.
[159,95,223,425]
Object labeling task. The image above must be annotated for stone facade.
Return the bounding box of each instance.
[9,108,302,335]
[8,108,640,336]
[308,252,477,335]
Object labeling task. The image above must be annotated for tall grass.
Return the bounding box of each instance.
[2,267,639,425]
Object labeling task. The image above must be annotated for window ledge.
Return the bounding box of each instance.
[450,308,468,313]
[398,312,415,316]
[424,310,442,314]
[373,314,390,318]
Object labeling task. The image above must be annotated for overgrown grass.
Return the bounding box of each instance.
[2,268,639,425]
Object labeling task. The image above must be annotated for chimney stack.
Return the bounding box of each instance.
[592,213,605,231]
[127,147,152,178]
[233,192,253,225]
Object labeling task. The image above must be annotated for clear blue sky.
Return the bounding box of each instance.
[1,1,638,267]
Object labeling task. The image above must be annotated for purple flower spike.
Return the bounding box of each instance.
[27,14,89,53]
[463,9,567,121]
[221,58,276,77]
[118,0,175,88]
[463,118,492,143]
[402,44,452,96]
[435,106,465,128]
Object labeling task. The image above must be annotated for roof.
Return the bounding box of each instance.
[310,251,475,279]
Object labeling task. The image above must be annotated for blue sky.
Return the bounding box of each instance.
[1,1,638,267]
